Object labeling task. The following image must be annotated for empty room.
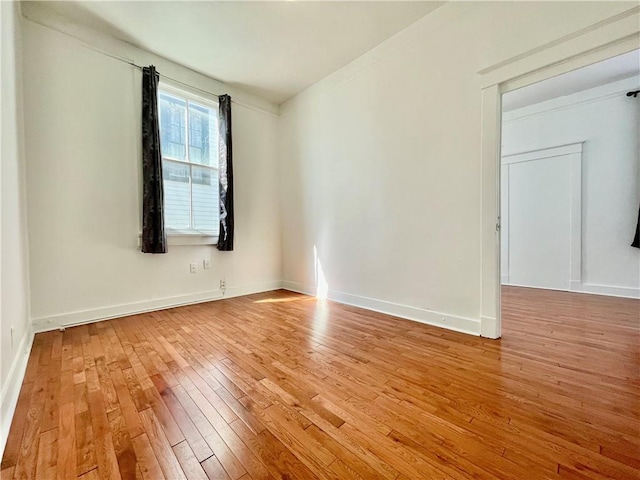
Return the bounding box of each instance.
[1,1,639,479]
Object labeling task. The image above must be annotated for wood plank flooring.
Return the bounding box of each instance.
[2,286,639,479]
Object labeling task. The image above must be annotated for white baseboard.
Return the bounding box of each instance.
[503,281,639,299]
[1,326,34,460]
[502,282,569,292]
[224,281,284,300]
[480,316,501,339]
[570,281,640,299]
[32,280,283,333]
[282,281,481,336]
[1,281,281,459]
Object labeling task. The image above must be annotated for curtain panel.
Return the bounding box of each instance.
[632,205,640,248]
[141,65,167,254]
[630,91,639,249]
[218,94,234,251]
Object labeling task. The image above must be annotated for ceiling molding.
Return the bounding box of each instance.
[479,6,640,89]
[20,3,281,115]
[21,1,443,105]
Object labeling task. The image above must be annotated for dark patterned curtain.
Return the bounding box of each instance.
[632,205,640,248]
[218,94,234,251]
[141,66,167,254]
[630,90,639,248]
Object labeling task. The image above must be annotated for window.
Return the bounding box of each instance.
[158,86,219,237]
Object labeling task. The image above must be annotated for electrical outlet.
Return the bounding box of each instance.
[203,258,211,269]
[190,263,197,273]
[220,279,226,290]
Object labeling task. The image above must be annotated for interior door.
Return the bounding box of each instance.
[501,144,582,291]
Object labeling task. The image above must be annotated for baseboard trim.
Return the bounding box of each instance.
[282,281,480,336]
[1,326,34,460]
[502,282,570,293]
[32,280,283,333]
[503,281,639,299]
[480,316,501,339]
[224,281,284,300]
[570,281,640,299]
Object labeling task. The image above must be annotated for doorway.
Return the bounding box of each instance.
[499,50,640,330]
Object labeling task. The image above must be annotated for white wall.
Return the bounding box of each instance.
[279,1,636,334]
[1,0,32,458]
[502,77,640,298]
[21,17,282,330]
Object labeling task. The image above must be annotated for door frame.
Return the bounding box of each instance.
[478,7,639,339]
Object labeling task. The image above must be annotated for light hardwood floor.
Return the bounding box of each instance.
[1,286,639,479]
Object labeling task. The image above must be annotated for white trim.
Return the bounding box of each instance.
[505,282,640,300]
[480,316,500,339]
[137,233,219,247]
[480,85,503,339]
[160,82,218,109]
[568,152,583,288]
[282,281,481,336]
[481,8,639,339]
[500,40,640,98]
[570,282,640,299]
[479,7,640,88]
[503,283,571,293]
[502,142,583,164]
[501,164,509,286]
[0,327,34,460]
[223,281,284,300]
[31,280,283,333]
[503,77,639,122]
[19,7,280,116]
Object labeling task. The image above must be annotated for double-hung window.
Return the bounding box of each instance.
[158,85,219,239]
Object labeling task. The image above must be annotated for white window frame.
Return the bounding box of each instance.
[159,83,220,246]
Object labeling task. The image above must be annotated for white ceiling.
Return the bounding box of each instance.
[23,1,444,105]
[503,49,640,112]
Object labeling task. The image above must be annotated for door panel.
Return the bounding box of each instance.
[503,154,573,290]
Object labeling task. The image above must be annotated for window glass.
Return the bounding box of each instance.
[159,92,186,161]
[188,101,218,167]
[159,87,219,235]
[162,160,190,230]
[192,165,218,232]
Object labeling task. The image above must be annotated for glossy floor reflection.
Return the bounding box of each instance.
[1,287,638,479]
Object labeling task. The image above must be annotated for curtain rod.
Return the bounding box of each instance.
[88,45,223,99]
[111,53,278,117]
[28,17,278,117]
[128,60,221,99]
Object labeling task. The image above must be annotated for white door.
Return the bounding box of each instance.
[501,144,582,291]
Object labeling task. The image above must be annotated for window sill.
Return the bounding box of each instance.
[137,233,219,247]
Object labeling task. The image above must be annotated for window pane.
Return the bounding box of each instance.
[192,165,219,233]
[163,161,190,230]
[159,92,186,161]
[188,101,218,167]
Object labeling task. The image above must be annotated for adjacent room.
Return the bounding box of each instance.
[1,1,639,479]
[500,51,639,297]
[497,54,640,466]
